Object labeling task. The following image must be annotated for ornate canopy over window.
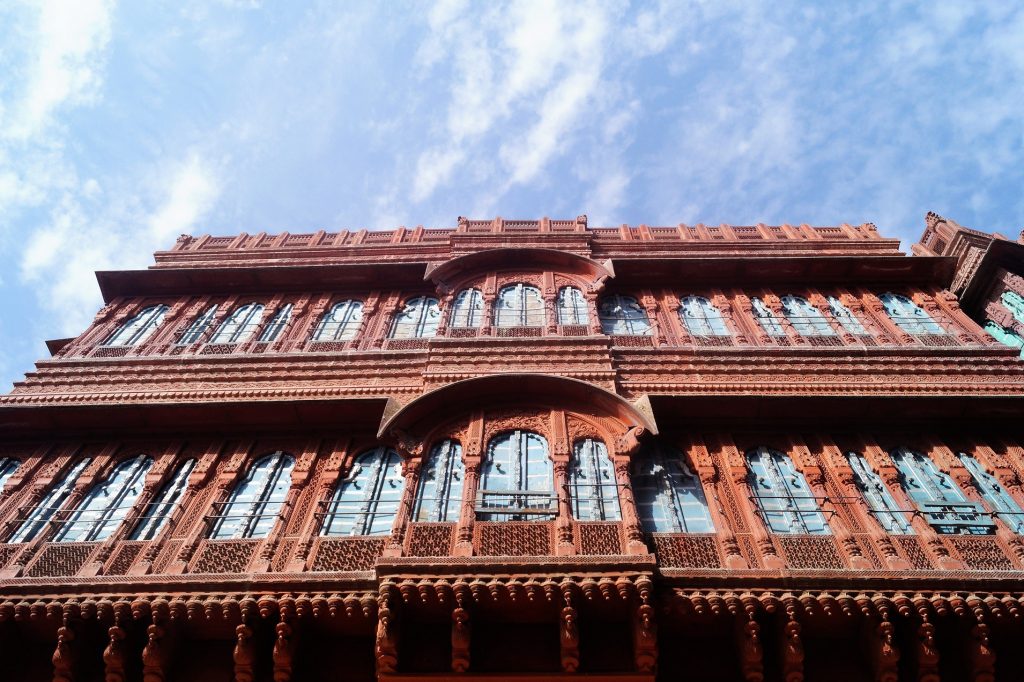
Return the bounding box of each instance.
[390,297,440,338]
[56,455,153,542]
[633,443,712,533]
[322,447,404,536]
[105,305,169,347]
[598,295,651,336]
[495,284,544,327]
[747,447,829,534]
[314,300,363,341]
[210,452,294,540]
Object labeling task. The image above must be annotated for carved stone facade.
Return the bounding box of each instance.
[1,216,1023,680]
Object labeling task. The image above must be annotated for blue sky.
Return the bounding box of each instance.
[1,1,1022,389]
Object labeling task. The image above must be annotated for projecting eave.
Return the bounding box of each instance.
[610,255,955,287]
[959,239,1024,307]
[96,262,429,302]
[425,248,613,286]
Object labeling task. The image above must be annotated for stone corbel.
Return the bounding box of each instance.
[559,584,579,673]
[912,600,940,682]
[632,580,657,674]
[452,583,471,673]
[781,598,804,682]
[862,598,899,682]
[52,610,79,682]
[376,583,400,674]
[736,596,763,682]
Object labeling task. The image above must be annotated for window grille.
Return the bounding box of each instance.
[210,303,265,344]
[984,321,1024,356]
[450,289,484,328]
[55,455,153,542]
[598,295,652,336]
[569,439,620,521]
[390,297,440,339]
[826,296,869,336]
[177,305,218,344]
[781,296,835,336]
[747,447,830,534]
[104,305,169,347]
[679,296,729,337]
[557,287,589,326]
[959,453,1024,533]
[495,284,545,327]
[321,447,404,536]
[750,298,786,337]
[209,452,294,539]
[0,457,20,493]
[413,440,463,522]
[633,443,713,533]
[313,300,363,341]
[130,459,196,540]
[846,452,912,533]
[258,304,292,343]
[891,447,992,534]
[879,293,946,335]
[477,431,554,521]
[10,458,91,543]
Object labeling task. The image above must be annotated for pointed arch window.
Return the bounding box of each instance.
[211,303,265,344]
[322,447,404,536]
[827,296,869,336]
[177,304,219,344]
[450,289,484,329]
[11,458,91,543]
[413,440,464,522]
[313,300,363,341]
[478,431,554,520]
[880,293,945,335]
[598,295,652,335]
[56,455,153,542]
[1002,291,1024,325]
[781,296,835,336]
[131,459,197,540]
[891,447,991,534]
[495,284,544,327]
[391,296,440,338]
[747,447,829,534]
[258,304,292,343]
[105,305,169,347]
[751,298,786,337]
[210,452,294,539]
[633,443,714,533]
[679,296,729,337]
[557,287,589,326]
[984,321,1024,356]
[568,439,620,521]
[0,457,21,493]
[958,453,1024,533]
[846,452,912,534]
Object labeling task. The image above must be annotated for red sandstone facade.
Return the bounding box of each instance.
[1,216,1023,680]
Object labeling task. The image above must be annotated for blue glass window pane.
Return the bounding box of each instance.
[751,298,786,337]
[0,457,21,494]
[1002,292,1024,326]
[211,452,294,539]
[959,453,1024,533]
[598,295,651,335]
[679,296,729,337]
[131,459,196,540]
[413,440,464,522]
[781,296,835,336]
[258,304,293,342]
[178,305,219,344]
[880,293,945,335]
[569,439,620,521]
[891,447,989,534]
[846,452,912,534]
[322,447,404,536]
[633,444,713,533]
[747,447,829,534]
[826,297,868,336]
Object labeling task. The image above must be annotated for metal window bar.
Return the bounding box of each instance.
[313,301,363,341]
[781,315,837,336]
[103,305,169,347]
[315,497,398,536]
[204,499,292,534]
[175,306,219,345]
[258,304,293,343]
[568,481,622,521]
[475,489,557,521]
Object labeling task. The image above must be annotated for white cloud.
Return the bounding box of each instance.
[146,154,221,244]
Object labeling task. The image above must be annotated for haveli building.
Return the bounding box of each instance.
[0,215,1023,681]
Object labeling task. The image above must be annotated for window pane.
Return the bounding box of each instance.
[451,289,484,328]
[12,458,91,543]
[178,305,218,344]
[557,287,588,326]
[106,305,169,347]
[598,295,651,335]
[826,297,868,336]
[569,439,620,521]
[781,296,834,336]
[747,447,829,534]
[413,440,464,522]
[479,431,553,521]
[959,453,1024,533]
[680,296,729,336]
[391,297,440,338]
[314,300,363,341]
[57,455,153,542]
[211,452,294,539]
[495,285,544,327]
[633,444,713,532]
[322,447,404,536]
[891,447,989,534]
[0,457,21,493]
[846,452,912,534]
[259,304,293,342]
[211,303,265,344]
[880,293,944,335]
[751,298,786,337]
[131,459,196,540]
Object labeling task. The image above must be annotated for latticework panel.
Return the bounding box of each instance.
[448,327,479,338]
[495,326,543,338]
[191,539,258,574]
[307,340,350,352]
[610,335,652,348]
[652,534,722,568]
[918,334,959,347]
[559,325,589,337]
[152,539,182,574]
[806,335,843,347]
[386,338,430,351]
[0,544,23,569]
[947,536,1015,571]
[24,542,98,578]
[200,343,237,355]
[692,335,733,347]
[575,522,623,555]
[475,522,552,557]
[271,539,295,572]
[778,535,845,569]
[105,541,145,575]
[92,346,131,358]
[310,537,386,571]
[406,523,455,557]
[895,535,934,570]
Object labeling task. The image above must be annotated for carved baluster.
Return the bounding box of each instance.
[384,440,422,558]
[451,583,471,673]
[737,596,763,682]
[584,292,603,336]
[781,597,804,682]
[560,582,579,673]
[715,292,749,345]
[632,578,657,673]
[52,612,77,682]
[273,618,294,682]
[553,460,575,556]
[375,582,400,674]
[611,426,647,555]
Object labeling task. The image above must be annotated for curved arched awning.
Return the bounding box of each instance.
[378,373,656,439]
[425,248,614,287]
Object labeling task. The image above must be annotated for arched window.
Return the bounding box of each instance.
[747,447,829,534]
[632,443,713,533]
[1003,291,1024,325]
[105,305,169,347]
[390,296,441,338]
[557,287,589,326]
[0,457,21,493]
[210,452,294,539]
[322,447,404,536]
[880,293,945,335]
[750,298,786,337]
[211,303,265,344]
[826,296,869,336]
[56,455,153,542]
[846,452,912,533]
[781,296,835,336]
[450,289,484,328]
[495,284,544,327]
[479,431,553,520]
[959,453,1024,534]
[679,296,729,337]
[984,321,1024,356]
[11,458,91,543]
[413,440,464,522]
[891,447,991,534]
[177,304,219,344]
[258,304,293,343]
[131,459,196,541]
[313,300,363,341]
[598,295,651,335]
[569,439,620,521]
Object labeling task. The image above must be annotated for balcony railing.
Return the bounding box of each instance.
[475,489,557,522]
